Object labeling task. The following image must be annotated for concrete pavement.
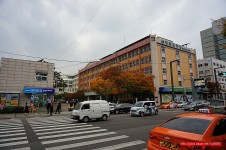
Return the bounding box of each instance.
[0,103,72,119]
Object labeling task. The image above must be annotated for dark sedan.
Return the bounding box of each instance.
[114,103,133,114]
[184,101,206,111]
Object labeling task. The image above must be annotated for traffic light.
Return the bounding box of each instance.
[218,72,226,76]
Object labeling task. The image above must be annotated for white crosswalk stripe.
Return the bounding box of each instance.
[26,116,146,150]
[0,119,30,149]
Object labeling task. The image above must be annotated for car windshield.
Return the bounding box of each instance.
[134,102,143,107]
[73,103,82,110]
[160,117,211,135]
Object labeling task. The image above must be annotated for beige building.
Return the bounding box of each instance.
[0,57,55,107]
[59,74,78,93]
[78,34,198,103]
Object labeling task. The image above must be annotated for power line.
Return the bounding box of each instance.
[56,0,106,59]
[0,50,97,63]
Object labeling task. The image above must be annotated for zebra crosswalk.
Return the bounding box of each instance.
[0,116,146,150]
[0,119,30,150]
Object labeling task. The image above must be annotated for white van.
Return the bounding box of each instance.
[130,101,158,117]
[71,100,110,122]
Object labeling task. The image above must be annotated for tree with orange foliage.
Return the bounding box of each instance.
[91,67,155,102]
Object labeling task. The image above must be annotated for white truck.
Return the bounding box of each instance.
[71,100,110,122]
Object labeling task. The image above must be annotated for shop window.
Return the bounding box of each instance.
[164,80,167,85]
[36,72,48,81]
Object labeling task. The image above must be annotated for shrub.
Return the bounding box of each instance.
[1,106,25,113]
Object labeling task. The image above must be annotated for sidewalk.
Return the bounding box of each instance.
[0,103,72,119]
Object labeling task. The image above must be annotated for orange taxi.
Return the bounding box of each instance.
[147,108,226,150]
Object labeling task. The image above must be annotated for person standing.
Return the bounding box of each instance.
[24,102,29,114]
[46,101,51,114]
[55,101,61,114]
[50,101,53,116]
[0,102,4,113]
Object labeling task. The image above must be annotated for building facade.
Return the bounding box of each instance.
[59,74,78,93]
[197,58,226,99]
[78,34,198,104]
[0,57,55,107]
[200,17,226,61]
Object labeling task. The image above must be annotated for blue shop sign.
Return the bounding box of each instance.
[24,87,55,94]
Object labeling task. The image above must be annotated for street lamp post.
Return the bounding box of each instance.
[214,67,222,99]
[170,59,179,102]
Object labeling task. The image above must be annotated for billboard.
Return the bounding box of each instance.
[194,78,205,87]
[24,87,55,94]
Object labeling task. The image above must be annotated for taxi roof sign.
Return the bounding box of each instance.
[198,108,212,114]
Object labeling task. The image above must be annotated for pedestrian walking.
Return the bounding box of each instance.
[50,101,53,116]
[73,99,78,108]
[24,102,29,114]
[30,102,35,113]
[46,101,51,114]
[55,101,61,114]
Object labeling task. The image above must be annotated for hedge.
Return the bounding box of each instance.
[0,106,25,113]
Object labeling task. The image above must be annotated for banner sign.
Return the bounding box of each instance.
[24,87,55,94]
[159,87,192,92]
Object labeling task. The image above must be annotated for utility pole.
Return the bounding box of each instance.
[170,59,179,102]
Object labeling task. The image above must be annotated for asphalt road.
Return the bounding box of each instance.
[0,109,186,150]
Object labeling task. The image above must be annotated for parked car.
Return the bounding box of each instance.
[160,101,177,109]
[209,100,226,115]
[71,100,110,122]
[200,100,210,106]
[114,103,133,114]
[130,101,158,117]
[184,101,206,111]
[177,101,190,108]
[109,102,117,114]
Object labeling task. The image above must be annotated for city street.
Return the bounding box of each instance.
[0,109,185,150]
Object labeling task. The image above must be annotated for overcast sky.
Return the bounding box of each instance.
[0,0,225,75]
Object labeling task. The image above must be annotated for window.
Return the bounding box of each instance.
[162,57,166,63]
[178,71,181,76]
[161,46,165,53]
[36,72,48,81]
[176,50,179,56]
[163,68,166,74]
[213,118,226,136]
[177,61,180,66]
[164,80,167,85]
[188,54,191,58]
[179,81,182,86]
[160,117,211,135]
[189,64,192,69]
[199,71,204,74]
[198,64,203,67]
[205,63,208,66]
[82,104,90,109]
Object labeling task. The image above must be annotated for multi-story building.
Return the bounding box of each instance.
[0,57,55,107]
[197,58,226,99]
[200,17,226,61]
[60,74,78,93]
[78,34,198,104]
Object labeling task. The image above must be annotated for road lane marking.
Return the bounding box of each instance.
[34,124,93,132]
[0,140,28,148]
[45,135,128,150]
[92,140,145,150]
[0,129,25,134]
[42,132,116,145]
[39,129,107,139]
[0,127,24,131]
[0,137,27,143]
[10,147,30,150]
[31,123,86,129]
[0,132,26,138]
[37,126,100,135]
